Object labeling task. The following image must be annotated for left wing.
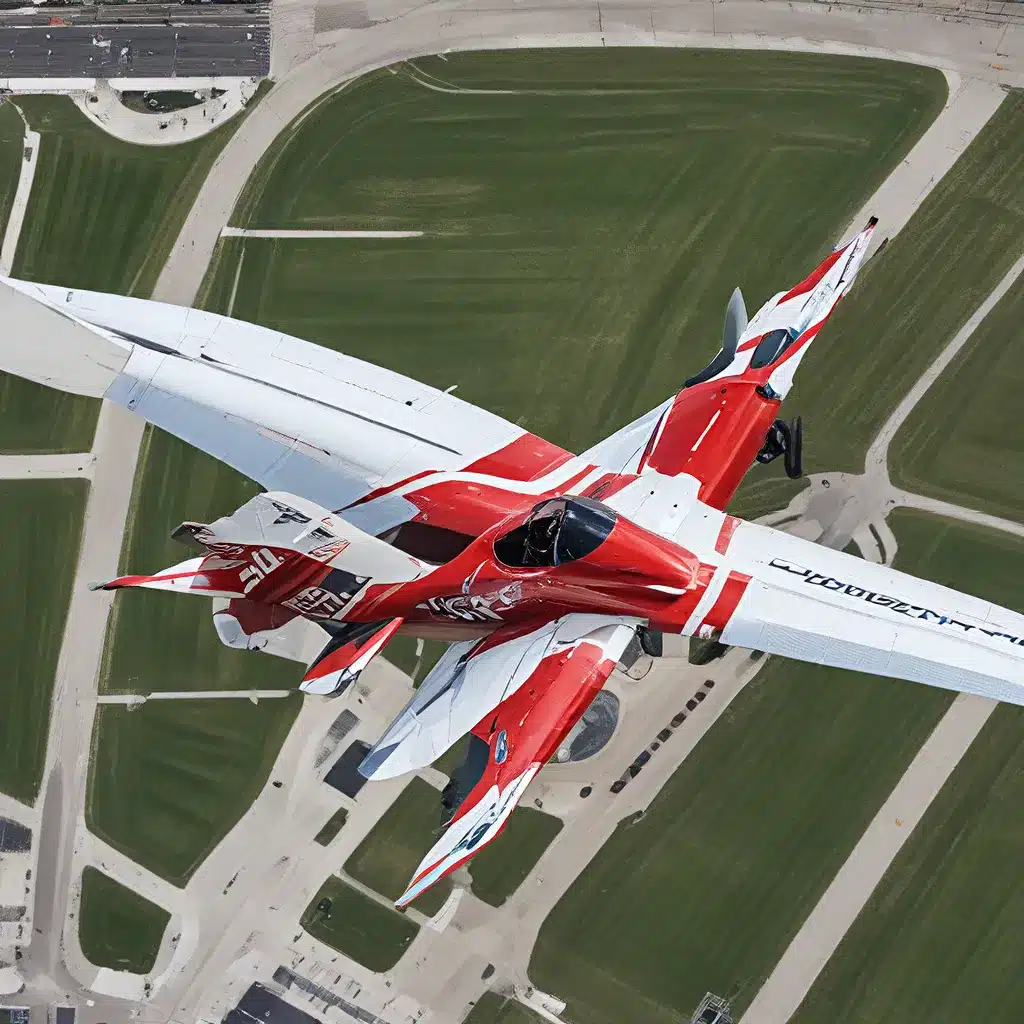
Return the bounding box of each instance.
[0,278,570,534]
[358,614,636,906]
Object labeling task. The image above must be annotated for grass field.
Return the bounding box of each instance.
[469,806,563,908]
[890,271,1024,522]
[464,992,545,1024]
[344,777,452,916]
[528,513,1012,1021]
[218,49,944,460]
[0,100,22,241]
[87,695,301,885]
[301,875,418,973]
[78,866,170,974]
[792,90,1024,474]
[0,480,87,803]
[793,512,1024,1024]
[0,93,255,454]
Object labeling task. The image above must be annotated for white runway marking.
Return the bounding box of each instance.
[97,690,294,703]
[220,227,423,239]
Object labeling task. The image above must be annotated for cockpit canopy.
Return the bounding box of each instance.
[493,497,617,568]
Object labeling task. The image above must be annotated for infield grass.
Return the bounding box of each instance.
[468,806,563,908]
[793,511,1024,1024]
[0,93,251,454]
[301,874,418,973]
[87,694,301,885]
[0,480,87,804]
[792,90,1024,474]
[223,49,944,460]
[890,271,1024,522]
[0,100,22,241]
[78,866,169,974]
[344,777,452,916]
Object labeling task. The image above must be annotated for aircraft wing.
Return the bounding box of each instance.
[704,517,1024,704]
[357,614,636,906]
[0,279,571,533]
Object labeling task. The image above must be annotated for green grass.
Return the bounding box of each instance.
[0,93,255,454]
[223,49,944,456]
[87,695,301,885]
[314,806,349,846]
[381,634,447,684]
[0,100,22,241]
[793,513,1024,1024]
[301,875,418,973]
[792,90,1024,474]
[344,776,452,916]
[78,866,170,973]
[0,480,87,803]
[529,516,1000,1022]
[890,271,1024,522]
[464,992,546,1024]
[469,806,563,907]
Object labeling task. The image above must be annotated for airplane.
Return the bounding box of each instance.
[2,216,1022,907]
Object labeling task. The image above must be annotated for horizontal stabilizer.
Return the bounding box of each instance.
[300,618,404,697]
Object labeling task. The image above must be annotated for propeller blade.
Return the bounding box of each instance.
[722,287,748,357]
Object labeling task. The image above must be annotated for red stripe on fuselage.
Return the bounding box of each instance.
[463,433,574,481]
[778,247,845,304]
[698,571,751,633]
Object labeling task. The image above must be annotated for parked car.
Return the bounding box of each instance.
[610,779,627,794]
[695,690,707,703]
[686,698,697,711]
[704,679,716,689]
[671,712,687,728]
[657,728,672,742]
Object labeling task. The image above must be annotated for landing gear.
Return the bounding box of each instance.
[756,416,803,479]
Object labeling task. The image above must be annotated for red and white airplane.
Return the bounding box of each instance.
[3,217,1022,907]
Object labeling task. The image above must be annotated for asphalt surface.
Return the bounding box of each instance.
[0,4,269,77]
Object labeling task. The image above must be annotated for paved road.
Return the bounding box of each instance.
[0,5,270,30]
[0,25,269,78]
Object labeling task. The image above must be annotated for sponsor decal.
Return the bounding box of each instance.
[494,729,509,764]
[270,501,311,526]
[768,557,1024,648]
[420,582,524,623]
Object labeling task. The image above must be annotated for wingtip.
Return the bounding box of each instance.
[866,215,879,229]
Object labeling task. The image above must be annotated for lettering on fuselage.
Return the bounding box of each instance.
[768,557,1024,648]
[420,582,523,624]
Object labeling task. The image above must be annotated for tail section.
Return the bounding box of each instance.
[94,491,429,622]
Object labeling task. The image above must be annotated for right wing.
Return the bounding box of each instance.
[0,278,571,534]
[365,614,636,907]
[713,518,1024,704]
